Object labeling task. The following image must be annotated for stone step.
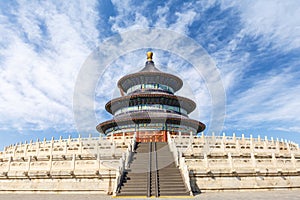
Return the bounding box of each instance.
[159,182,186,186]
[159,183,186,187]
[121,184,148,189]
[129,163,149,166]
[159,188,188,193]
[159,179,185,183]
[159,192,190,196]
[124,178,147,182]
[124,177,147,180]
[120,187,147,192]
[125,174,148,178]
[117,192,147,196]
[124,178,147,185]
[157,156,173,158]
[123,178,147,182]
[159,171,181,174]
[118,142,189,197]
[158,174,182,178]
[158,176,184,180]
[121,184,148,188]
[159,175,183,179]
[133,158,150,160]
[122,183,147,187]
[159,170,180,173]
[159,170,181,173]
[126,172,147,175]
[131,157,149,160]
[124,175,148,179]
[158,166,178,169]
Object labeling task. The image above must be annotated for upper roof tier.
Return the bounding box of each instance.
[117,52,183,93]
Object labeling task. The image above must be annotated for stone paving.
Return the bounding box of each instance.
[198,190,300,200]
[0,190,300,200]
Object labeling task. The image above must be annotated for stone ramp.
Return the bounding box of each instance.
[116,142,190,197]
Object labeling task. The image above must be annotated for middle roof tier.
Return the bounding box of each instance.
[105,93,197,115]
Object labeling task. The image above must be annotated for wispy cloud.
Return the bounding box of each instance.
[0,1,100,134]
[232,0,300,51]
[52,0,300,138]
[214,1,300,134]
[0,0,300,148]
[226,67,300,128]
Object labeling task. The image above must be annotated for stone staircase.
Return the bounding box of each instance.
[116,142,190,197]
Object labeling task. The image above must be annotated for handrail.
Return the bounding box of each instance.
[168,133,192,195]
[167,133,179,166]
[113,137,135,196]
[147,142,152,197]
[154,142,159,197]
[179,156,192,195]
[113,155,125,196]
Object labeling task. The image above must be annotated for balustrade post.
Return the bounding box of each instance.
[7,156,12,175]
[251,153,257,172]
[27,156,31,175]
[228,153,234,172]
[272,153,279,172]
[70,154,75,175]
[275,138,280,153]
[291,153,297,171]
[36,138,40,157]
[250,134,254,152]
[204,153,209,172]
[286,140,291,153]
[233,133,236,142]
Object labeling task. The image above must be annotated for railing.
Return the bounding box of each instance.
[167,133,179,166]
[125,136,136,168]
[147,142,152,197]
[4,134,300,160]
[113,154,126,196]
[179,156,192,195]
[154,142,159,197]
[113,136,136,196]
[168,132,192,195]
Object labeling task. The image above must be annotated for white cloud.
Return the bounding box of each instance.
[227,69,300,130]
[230,0,300,50]
[109,0,150,33]
[0,1,100,132]
[98,0,300,138]
[169,10,197,34]
[1,0,299,148]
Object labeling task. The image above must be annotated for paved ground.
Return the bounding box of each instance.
[0,190,299,200]
[199,190,300,200]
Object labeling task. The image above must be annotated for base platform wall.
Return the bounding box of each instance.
[190,175,300,193]
[0,177,116,194]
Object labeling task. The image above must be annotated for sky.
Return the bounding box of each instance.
[0,0,300,149]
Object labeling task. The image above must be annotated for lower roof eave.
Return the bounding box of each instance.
[96,117,205,134]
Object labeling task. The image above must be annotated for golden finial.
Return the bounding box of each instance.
[147,51,153,61]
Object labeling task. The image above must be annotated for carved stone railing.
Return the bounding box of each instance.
[112,154,125,196]
[113,134,136,196]
[179,156,192,195]
[167,132,192,195]
[167,132,179,166]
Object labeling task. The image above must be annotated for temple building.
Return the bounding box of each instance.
[0,52,300,197]
[97,51,205,143]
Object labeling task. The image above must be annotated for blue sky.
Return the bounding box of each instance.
[0,0,300,148]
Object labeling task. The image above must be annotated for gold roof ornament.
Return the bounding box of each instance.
[147,51,153,61]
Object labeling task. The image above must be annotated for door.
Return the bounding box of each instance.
[136,131,168,143]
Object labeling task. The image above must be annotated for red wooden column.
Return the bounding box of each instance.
[163,130,168,142]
